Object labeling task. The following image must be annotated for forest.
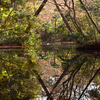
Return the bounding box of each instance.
[0,0,100,100]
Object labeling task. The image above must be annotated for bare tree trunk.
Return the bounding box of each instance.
[79,0,100,34]
[25,0,48,34]
[53,0,74,33]
[35,0,48,16]
[63,0,86,39]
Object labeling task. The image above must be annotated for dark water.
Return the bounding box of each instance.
[0,43,100,100]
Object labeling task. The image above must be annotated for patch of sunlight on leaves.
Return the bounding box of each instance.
[2,71,7,76]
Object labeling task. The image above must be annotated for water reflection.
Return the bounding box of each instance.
[0,43,100,100]
[39,44,100,100]
[0,49,41,100]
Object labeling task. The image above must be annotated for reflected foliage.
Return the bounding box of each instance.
[55,52,100,100]
[39,44,100,100]
[0,48,41,100]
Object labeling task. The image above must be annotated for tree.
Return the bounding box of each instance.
[52,0,100,44]
[0,0,41,46]
[53,0,74,33]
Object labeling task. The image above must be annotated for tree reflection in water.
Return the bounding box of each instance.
[40,45,100,100]
[0,45,100,100]
[0,49,41,100]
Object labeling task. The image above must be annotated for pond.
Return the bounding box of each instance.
[0,43,100,100]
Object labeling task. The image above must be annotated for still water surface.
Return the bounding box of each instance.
[0,43,100,100]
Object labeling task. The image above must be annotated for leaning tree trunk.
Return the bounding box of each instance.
[53,0,74,33]
[79,0,100,34]
[25,0,48,34]
[35,0,48,16]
